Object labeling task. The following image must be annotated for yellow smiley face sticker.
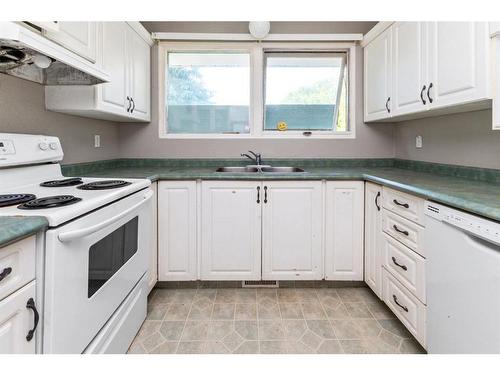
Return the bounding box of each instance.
[277,121,288,131]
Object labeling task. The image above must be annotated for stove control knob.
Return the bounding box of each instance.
[39,142,49,151]
[49,142,58,150]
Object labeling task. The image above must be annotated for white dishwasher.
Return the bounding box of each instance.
[425,202,500,353]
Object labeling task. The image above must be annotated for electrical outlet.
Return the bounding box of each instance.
[94,135,101,148]
[416,135,423,149]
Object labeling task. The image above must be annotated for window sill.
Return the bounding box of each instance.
[158,132,355,140]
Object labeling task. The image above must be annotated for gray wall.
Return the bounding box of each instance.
[117,45,396,159]
[394,109,500,170]
[0,74,121,164]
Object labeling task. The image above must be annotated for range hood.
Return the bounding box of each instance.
[0,22,109,85]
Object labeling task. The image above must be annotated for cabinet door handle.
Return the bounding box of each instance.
[393,199,409,209]
[264,186,268,204]
[0,267,12,282]
[391,256,408,271]
[26,298,39,342]
[126,96,131,112]
[375,191,381,211]
[256,186,260,203]
[131,98,136,113]
[427,82,433,103]
[420,85,427,105]
[393,225,409,236]
[393,294,409,312]
[385,97,391,113]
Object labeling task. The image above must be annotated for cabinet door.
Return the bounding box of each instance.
[427,22,489,109]
[0,281,37,354]
[44,22,97,62]
[262,181,323,280]
[158,181,197,281]
[325,181,364,280]
[201,181,261,280]
[364,182,383,298]
[126,26,151,121]
[364,26,392,121]
[392,22,428,116]
[148,182,158,291]
[99,22,127,115]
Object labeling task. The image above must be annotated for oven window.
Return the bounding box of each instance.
[88,217,139,298]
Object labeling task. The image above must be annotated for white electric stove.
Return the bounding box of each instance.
[0,133,152,354]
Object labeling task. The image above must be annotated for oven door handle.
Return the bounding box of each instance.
[58,190,154,243]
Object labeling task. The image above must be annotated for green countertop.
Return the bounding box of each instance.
[65,163,500,223]
[0,216,48,248]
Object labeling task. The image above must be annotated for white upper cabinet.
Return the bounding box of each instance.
[363,22,491,122]
[427,22,490,109]
[364,27,392,121]
[364,182,383,298]
[392,22,427,116]
[324,181,364,281]
[262,181,323,280]
[158,181,197,281]
[201,181,262,280]
[45,22,152,123]
[43,22,98,63]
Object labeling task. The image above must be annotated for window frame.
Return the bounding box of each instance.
[158,41,357,139]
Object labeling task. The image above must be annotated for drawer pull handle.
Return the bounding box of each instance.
[375,191,381,211]
[392,294,409,312]
[0,267,12,282]
[393,225,409,236]
[256,186,260,203]
[393,199,409,208]
[391,256,408,271]
[26,298,39,342]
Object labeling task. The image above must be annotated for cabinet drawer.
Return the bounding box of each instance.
[0,237,36,301]
[382,187,425,225]
[382,209,425,257]
[382,233,426,303]
[382,269,426,348]
[0,281,37,354]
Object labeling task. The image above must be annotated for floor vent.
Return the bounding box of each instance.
[242,280,279,288]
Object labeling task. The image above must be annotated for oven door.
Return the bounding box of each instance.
[43,188,152,353]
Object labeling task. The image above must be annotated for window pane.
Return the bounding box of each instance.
[166,52,250,134]
[264,53,348,132]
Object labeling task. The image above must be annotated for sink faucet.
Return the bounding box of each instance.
[241,150,262,166]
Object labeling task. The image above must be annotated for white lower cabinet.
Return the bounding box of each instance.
[324,181,364,280]
[364,182,383,298]
[0,281,37,354]
[158,181,197,281]
[201,181,262,280]
[262,181,323,280]
[147,182,158,291]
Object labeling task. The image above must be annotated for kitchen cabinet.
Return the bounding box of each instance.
[363,22,491,122]
[324,181,364,281]
[158,181,197,281]
[364,182,382,298]
[43,22,98,63]
[262,181,323,280]
[201,181,261,280]
[45,22,152,122]
[0,281,37,354]
[364,26,392,121]
[148,182,158,291]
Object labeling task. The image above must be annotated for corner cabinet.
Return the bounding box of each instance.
[324,181,364,281]
[363,22,491,122]
[45,22,152,123]
[364,182,383,298]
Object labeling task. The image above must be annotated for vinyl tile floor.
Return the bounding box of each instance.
[127,286,426,354]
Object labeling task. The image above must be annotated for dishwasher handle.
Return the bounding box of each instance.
[58,190,153,242]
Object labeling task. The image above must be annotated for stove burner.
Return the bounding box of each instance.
[77,180,131,190]
[0,194,36,207]
[17,195,82,210]
[40,178,83,187]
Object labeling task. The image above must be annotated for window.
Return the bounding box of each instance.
[166,52,250,134]
[264,52,348,133]
[160,43,355,138]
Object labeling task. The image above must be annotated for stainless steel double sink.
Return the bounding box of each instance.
[216,166,305,173]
